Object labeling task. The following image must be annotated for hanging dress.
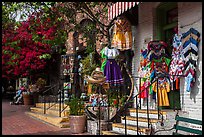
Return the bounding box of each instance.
[138,78,150,98]
[169,33,184,90]
[181,28,200,92]
[152,78,170,106]
[111,16,132,51]
[102,47,123,86]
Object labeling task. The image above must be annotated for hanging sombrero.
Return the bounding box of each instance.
[85,67,106,84]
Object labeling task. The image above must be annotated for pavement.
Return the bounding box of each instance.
[2,98,91,135]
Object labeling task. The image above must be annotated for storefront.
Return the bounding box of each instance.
[108,2,202,121]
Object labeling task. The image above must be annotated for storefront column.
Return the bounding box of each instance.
[131,25,138,108]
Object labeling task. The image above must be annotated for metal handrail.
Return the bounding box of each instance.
[118,76,159,135]
[45,88,61,110]
[84,70,167,135]
[42,84,59,114]
[57,89,69,117]
[119,74,185,135]
[41,83,69,117]
[41,83,59,95]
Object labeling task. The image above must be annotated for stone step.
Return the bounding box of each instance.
[30,107,69,117]
[101,130,125,135]
[129,108,167,115]
[112,123,151,135]
[25,111,69,128]
[35,103,68,110]
[59,122,70,128]
[121,116,161,127]
[129,108,167,119]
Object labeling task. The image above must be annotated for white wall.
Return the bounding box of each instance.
[132,2,156,107]
[178,2,202,121]
[132,2,202,121]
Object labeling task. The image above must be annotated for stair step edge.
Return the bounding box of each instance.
[112,123,151,133]
[30,107,69,112]
[128,109,167,115]
[25,111,69,121]
[123,116,161,123]
[102,130,124,135]
[25,112,68,128]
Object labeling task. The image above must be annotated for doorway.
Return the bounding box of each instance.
[156,2,181,109]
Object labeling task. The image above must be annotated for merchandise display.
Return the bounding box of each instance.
[181,28,200,92]
[138,40,171,106]
[169,33,184,90]
[101,46,124,86]
[111,16,132,50]
[138,28,200,107]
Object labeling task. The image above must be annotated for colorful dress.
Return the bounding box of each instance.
[111,17,132,51]
[152,78,170,106]
[102,47,124,86]
[181,28,200,92]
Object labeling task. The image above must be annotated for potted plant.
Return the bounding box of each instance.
[22,90,34,105]
[66,95,86,134]
[36,77,47,90]
[28,84,40,105]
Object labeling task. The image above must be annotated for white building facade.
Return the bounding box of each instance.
[131,2,202,121]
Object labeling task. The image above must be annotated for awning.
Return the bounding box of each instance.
[108,2,140,21]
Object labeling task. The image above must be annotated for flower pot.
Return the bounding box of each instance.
[23,94,34,105]
[69,115,86,134]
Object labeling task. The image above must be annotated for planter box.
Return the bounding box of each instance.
[87,120,112,135]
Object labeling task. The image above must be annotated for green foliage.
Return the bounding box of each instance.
[2,2,111,48]
[108,89,127,108]
[36,77,46,88]
[65,95,85,116]
[39,54,51,59]
[80,53,98,76]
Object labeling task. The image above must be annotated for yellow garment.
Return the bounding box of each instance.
[111,17,132,50]
[87,84,92,95]
[152,81,170,106]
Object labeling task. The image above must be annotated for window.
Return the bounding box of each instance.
[167,7,178,24]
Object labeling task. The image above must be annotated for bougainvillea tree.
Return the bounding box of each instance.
[2,2,115,83]
[2,7,67,81]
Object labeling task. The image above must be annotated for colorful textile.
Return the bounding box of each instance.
[141,49,148,59]
[183,39,198,50]
[185,73,194,92]
[182,28,200,40]
[169,33,184,82]
[182,33,200,44]
[147,41,167,51]
[169,59,185,82]
[181,28,200,92]
[104,47,119,59]
[138,78,150,98]
[152,78,170,106]
[111,17,132,50]
[104,59,123,86]
[100,47,107,72]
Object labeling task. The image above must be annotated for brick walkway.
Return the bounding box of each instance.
[2,98,91,135]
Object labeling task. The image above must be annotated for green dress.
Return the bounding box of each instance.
[100,47,107,72]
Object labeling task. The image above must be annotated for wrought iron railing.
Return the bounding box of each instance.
[37,82,69,117]
[118,74,185,135]
[118,76,159,135]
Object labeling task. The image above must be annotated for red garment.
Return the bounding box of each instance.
[138,81,150,98]
[176,78,179,90]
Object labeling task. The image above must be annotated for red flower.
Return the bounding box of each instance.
[113,99,118,105]
[2,13,66,80]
